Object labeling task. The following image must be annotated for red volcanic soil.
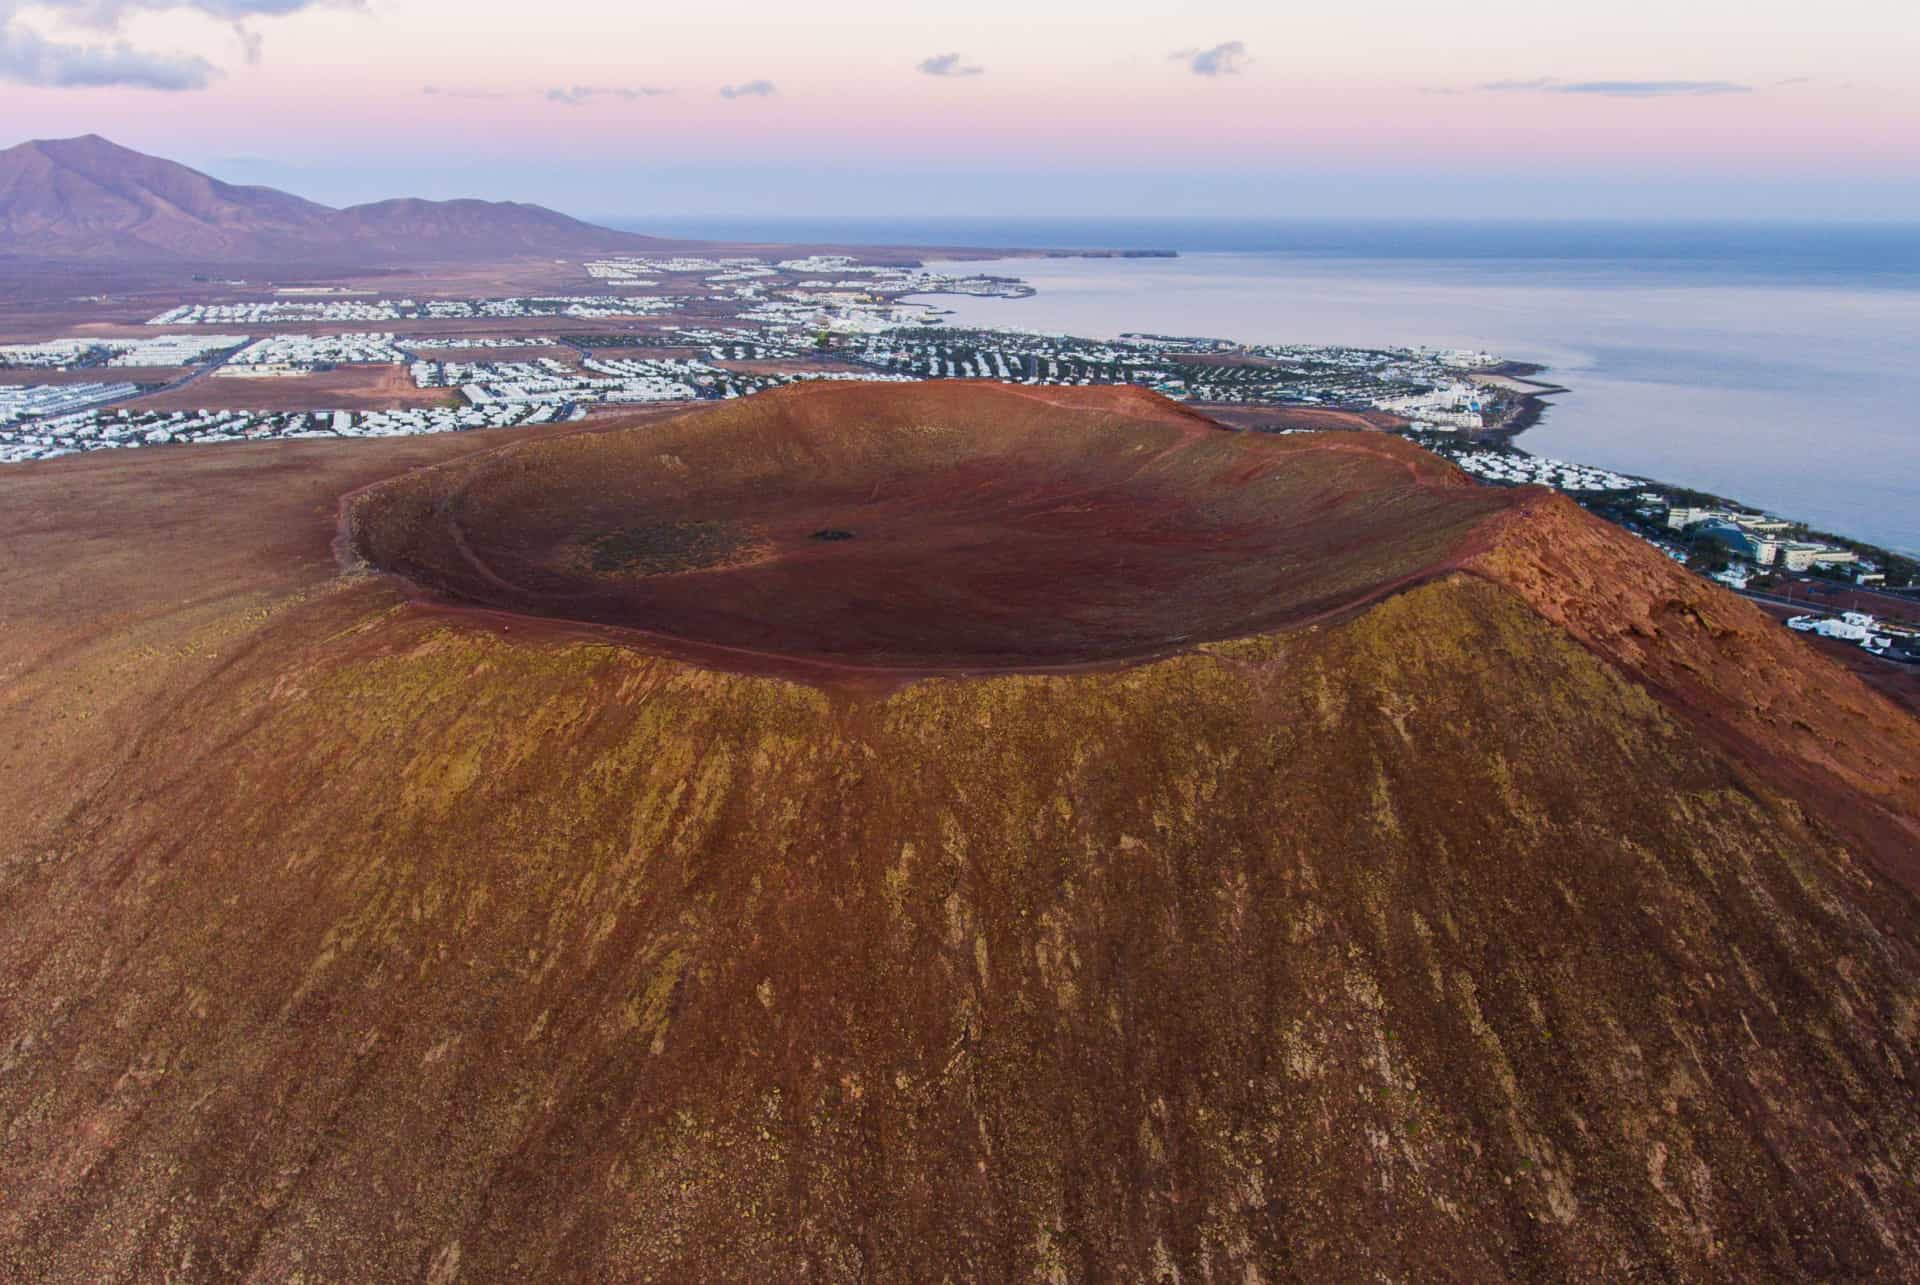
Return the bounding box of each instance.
[348,382,1507,673]
[1199,404,1410,433]
[6,384,1920,1281]
[1750,600,1920,717]
[1809,637,1920,718]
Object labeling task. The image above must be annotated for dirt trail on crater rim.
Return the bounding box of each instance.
[2,383,1920,1282]
[344,382,1514,675]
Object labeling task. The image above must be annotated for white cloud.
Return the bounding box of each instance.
[0,0,352,90]
[1175,41,1247,77]
[421,84,507,100]
[918,52,982,78]
[1479,77,1752,97]
[546,85,671,105]
[0,12,215,88]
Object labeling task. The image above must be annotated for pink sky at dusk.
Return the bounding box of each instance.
[1,0,1915,217]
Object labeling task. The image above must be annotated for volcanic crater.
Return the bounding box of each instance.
[9,380,1920,1281]
[345,381,1517,671]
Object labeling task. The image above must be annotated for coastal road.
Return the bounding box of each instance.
[1740,579,1920,625]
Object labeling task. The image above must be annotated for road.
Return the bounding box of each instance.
[162,347,240,391]
[74,340,248,416]
[1744,577,1920,623]
[1736,588,1830,614]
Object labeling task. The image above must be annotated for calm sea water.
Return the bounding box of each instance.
[629,218,1920,553]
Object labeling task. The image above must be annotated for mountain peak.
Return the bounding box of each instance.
[12,134,167,169]
[30,133,126,152]
[0,135,658,263]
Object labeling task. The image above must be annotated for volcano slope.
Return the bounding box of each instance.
[3,383,1920,1282]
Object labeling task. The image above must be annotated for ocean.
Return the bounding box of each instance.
[625,218,1920,555]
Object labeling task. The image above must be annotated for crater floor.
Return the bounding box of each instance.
[346,382,1515,670]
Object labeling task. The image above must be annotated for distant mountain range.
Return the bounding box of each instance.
[0,135,667,264]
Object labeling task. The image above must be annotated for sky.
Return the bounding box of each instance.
[1,0,1917,222]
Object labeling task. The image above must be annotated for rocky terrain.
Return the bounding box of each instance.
[2,383,1918,1282]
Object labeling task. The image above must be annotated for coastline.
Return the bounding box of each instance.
[1447,359,1920,589]
[1471,365,1571,443]
[912,245,1920,556]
